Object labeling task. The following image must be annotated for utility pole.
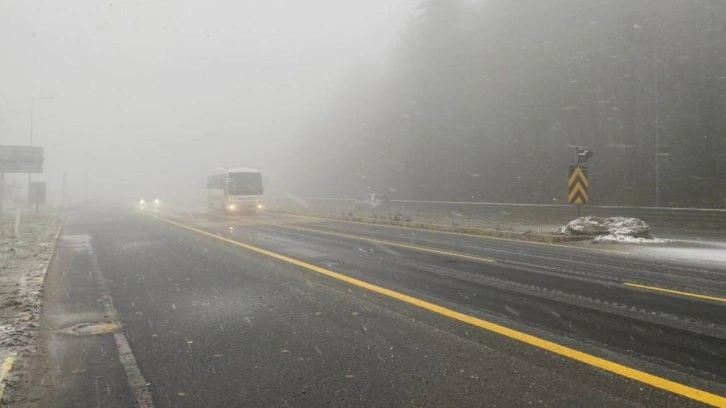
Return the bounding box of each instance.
[28,96,53,207]
[29,99,35,207]
[0,100,3,238]
[653,44,660,207]
[0,173,4,240]
[84,164,89,203]
[62,171,67,209]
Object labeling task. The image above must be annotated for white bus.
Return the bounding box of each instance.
[207,168,264,213]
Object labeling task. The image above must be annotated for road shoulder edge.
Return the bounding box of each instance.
[0,221,62,406]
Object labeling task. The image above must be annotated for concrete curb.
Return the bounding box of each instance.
[39,223,63,288]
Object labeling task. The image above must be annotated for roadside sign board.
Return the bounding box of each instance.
[29,182,46,205]
[568,166,589,205]
[0,145,44,173]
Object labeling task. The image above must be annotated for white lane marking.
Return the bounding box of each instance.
[83,235,155,408]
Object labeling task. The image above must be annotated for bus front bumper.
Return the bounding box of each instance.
[226,202,263,212]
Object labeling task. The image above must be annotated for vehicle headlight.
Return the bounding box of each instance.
[228,204,236,210]
[154,199,160,205]
[139,199,145,204]
[257,203,263,209]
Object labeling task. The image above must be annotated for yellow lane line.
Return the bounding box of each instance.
[0,356,16,402]
[287,213,629,255]
[624,283,726,303]
[146,213,726,407]
[277,224,495,263]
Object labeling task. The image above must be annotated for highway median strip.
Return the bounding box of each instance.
[276,224,495,264]
[279,224,723,305]
[286,212,628,255]
[145,212,726,407]
[286,211,594,243]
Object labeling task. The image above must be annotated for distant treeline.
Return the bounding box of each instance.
[286,0,726,208]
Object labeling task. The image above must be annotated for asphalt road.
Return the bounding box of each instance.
[8,208,726,407]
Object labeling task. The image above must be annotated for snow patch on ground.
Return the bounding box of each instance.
[562,216,668,244]
[562,216,652,237]
[593,235,670,244]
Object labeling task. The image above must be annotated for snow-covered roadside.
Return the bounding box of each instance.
[593,234,670,244]
[562,216,652,237]
[562,216,670,244]
[0,215,60,363]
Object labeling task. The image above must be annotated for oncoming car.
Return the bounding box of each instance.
[137,198,162,212]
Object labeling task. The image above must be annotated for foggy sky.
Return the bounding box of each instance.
[0,0,419,205]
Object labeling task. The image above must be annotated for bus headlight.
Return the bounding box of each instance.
[256,203,263,209]
[228,204,236,211]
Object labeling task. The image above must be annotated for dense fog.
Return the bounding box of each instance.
[288,0,726,207]
[1,0,724,208]
[0,0,417,207]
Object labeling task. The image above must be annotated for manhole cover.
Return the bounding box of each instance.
[55,321,122,336]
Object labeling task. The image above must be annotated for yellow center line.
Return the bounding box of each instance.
[287,213,629,255]
[276,224,495,263]
[0,355,16,402]
[145,212,726,407]
[624,282,726,303]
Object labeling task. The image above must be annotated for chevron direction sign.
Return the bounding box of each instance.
[568,166,589,205]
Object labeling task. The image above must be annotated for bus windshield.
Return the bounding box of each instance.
[227,172,262,196]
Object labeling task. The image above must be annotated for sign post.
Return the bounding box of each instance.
[29,182,46,215]
[568,166,589,216]
[62,171,67,209]
[0,173,4,240]
[567,146,593,217]
[0,145,44,239]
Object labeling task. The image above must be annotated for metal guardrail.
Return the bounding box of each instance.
[272,197,726,229]
[297,197,726,212]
